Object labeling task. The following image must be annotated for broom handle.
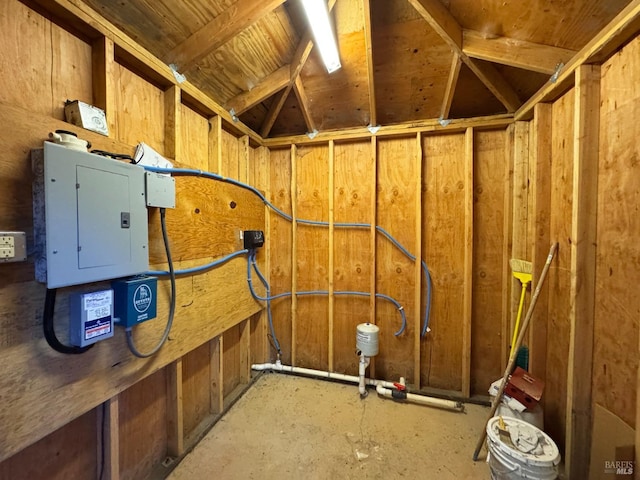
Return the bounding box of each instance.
[472,242,558,461]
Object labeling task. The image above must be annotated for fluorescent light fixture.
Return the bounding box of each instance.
[301,0,341,73]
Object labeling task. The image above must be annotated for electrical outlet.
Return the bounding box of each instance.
[0,232,27,263]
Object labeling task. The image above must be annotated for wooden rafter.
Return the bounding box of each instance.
[463,30,576,75]
[261,87,291,137]
[225,65,290,115]
[165,0,286,72]
[407,0,522,112]
[293,76,317,132]
[363,0,377,126]
[440,53,462,120]
[260,0,338,137]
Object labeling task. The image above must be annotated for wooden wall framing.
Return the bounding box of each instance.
[0,1,269,478]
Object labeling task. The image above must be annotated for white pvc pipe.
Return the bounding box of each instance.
[358,354,370,396]
[252,361,464,412]
[375,384,463,411]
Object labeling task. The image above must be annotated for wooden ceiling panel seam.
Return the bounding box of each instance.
[406,0,522,112]
[462,30,577,75]
[164,0,287,72]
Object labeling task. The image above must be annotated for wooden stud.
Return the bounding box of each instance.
[91,36,117,137]
[328,140,335,371]
[407,0,521,112]
[369,136,378,378]
[440,53,462,121]
[263,114,514,147]
[166,359,184,457]
[363,0,377,127]
[414,133,423,387]
[164,0,286,72]
[164,85,181,161]
[462,127,474,398]
[239,319,251,384]
[528,103,552,378]
[501,125,515,372]
[225,66,290,116]
[209,336,224,415]
[239,135,250,184]
[290,144,298,365]
[208,115,223,173]
[516,0,640,120]
[98,397,119,480]
[293,77,317,134]
[462,30,576,75]
[565,64,600,480]
[510,122,530,343]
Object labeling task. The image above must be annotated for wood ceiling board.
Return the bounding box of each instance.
[370,19,452,125]
[300,32,371,131]
[445,0,633,51]
[185,13,299,105]
[449,63,505,119]
[164,0,287,71]
[239,103,268,134]
[335,0,365,34]
[370,0,422,25]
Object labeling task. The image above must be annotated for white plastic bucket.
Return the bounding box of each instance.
[486,416,560,480]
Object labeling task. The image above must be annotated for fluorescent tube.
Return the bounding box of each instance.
[301,0,341,73]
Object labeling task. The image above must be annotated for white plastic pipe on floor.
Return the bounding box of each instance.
[252,361,463,412]
[358,354,370,396]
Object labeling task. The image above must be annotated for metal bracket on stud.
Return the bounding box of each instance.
[306,129,319,139]
[229,108,239,123]
[367,125,381,134]
[438,117,451,127]
[550,63,564,84]
[169,64,186,84]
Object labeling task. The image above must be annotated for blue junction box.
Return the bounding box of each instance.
[112,276,158,328]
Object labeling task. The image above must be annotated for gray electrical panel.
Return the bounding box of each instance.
[33,142,149,288]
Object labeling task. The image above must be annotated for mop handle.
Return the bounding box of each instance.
[472,242,558,461]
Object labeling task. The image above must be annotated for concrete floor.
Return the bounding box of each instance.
[169,373,491,479]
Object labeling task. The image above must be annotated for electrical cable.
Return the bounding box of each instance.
[143,165,434,336]
[146,249,248,277]
[42,288,94,354]
[246,251,406,339]
[246,251,281,355]
[125,208,176,358]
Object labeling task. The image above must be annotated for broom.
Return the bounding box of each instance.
[509,258,532,370]
[472,243,558,461]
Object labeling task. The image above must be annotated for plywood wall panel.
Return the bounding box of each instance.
[118,369,167,480]
[420,133,466,391]
[0,409,97,480]
[333,141,374,374]
[0,1,92,119]
[545,88,575,448]
[179,105,209,170]
[295,145,330,370]
[115,64,165,153]
[221,130,240,180]
[470,130,507,395]
[223,325,241,397]
[268,148,293,363]
[593,37,640,428]
[375,138,417,383]
[182,342,211,437]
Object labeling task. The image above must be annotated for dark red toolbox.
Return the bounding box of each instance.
[506,367,544,410]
